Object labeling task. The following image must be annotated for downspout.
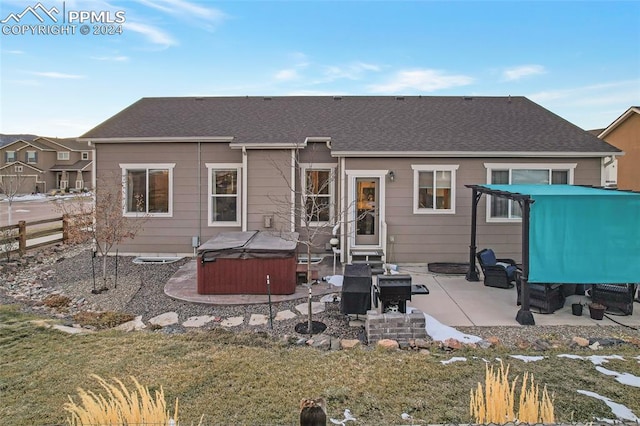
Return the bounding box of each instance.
[340,156,346,264]
[197,141,201,256]
[290,149,296,233]
[242,146,248,232]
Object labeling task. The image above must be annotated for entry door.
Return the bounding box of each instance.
[355,177,379,245]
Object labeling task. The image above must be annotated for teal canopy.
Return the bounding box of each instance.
[483,184,640,284]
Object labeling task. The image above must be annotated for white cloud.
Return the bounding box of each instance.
[125,21,178,47]
[29,71,85,79]
[135,0,227,24]
[502,64,546,81]
[528,80,639,104]
[368,69,474,93]
[90,55,129,62]
[275,69,299,81]
[528,79,640,129]
[4,50,24,54]
[324,62,381,81]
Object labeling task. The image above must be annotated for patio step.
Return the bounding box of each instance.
[350,249,385,274]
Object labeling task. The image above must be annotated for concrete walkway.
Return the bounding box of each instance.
[165,260,640,327]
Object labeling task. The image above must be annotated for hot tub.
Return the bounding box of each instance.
[197,231,299,295]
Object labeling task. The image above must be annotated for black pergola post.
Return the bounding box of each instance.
[515,198,534,325]
[466,187,481,281]
[466,185,535,325]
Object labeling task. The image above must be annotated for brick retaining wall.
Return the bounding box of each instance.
[365,309,426,344]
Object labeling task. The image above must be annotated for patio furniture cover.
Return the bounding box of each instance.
[485,184,640,284]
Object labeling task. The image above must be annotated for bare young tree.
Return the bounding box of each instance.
[267,144,361,333]
[0,165,28,225]
[56,173,147,290]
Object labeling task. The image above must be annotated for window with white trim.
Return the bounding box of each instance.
[412,165,459,214]
[120,163,174,217]
[301,164,336,225]
[485,163,575,220]
[207,163,241,226]
[81,152,89,160]
[26,151,37,163]
[57,151,70,160]
[5,151,16,162]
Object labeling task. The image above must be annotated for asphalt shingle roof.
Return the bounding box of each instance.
[81,96,619,154]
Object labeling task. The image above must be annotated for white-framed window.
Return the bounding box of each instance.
[26,151,37,163]
[485,163,576,221]
[411,165,459,214]
[5,151,16,162]
[81,152,89,160]
[76,180,83,189]
[60,180,68,190]
[14,165,23,173]
[301,163,336,226]
[206,163,241,226]
[57,151,70,161]
[120,163,175,217]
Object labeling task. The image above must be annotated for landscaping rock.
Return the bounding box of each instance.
[340,339,360,349]
[413,338,430,349]
[442,338,463,350]
[377,339,399,350]
[149,312,179,327]
[572,336,590,347]
[182,315,217,327]
[115,316,146,332]
[248,314,268,326]
[220,316,244,327]
[274,310,297,321]
[51,324,95,335]
[295,301,325,315]
[307,334,331,350]
[486,336,501,347]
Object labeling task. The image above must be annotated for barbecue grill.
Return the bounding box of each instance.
[376,274,412,313]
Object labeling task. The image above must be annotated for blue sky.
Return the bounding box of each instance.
[0,0,638,137]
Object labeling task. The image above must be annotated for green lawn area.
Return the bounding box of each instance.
[1,305,639,425]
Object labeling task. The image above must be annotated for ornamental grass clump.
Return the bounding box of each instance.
[64,374,180,426]
[470,361,554,424]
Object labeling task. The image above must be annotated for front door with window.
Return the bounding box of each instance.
[355,177,379,245]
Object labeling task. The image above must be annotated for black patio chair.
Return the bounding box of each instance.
[515,271,565,314]
[476,248,518,289]
[591,283,636,315]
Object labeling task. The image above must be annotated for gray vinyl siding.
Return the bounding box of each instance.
[246,149,292,232]
[96,142,242,255]
[343,156,603,264]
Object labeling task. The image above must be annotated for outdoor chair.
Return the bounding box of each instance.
[591,283,636,315]
[514,272,565,314]
[476,248,518,289]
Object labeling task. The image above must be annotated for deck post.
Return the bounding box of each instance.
[18,221,26,256]
[516,198,535,325]
[466,187,480,281]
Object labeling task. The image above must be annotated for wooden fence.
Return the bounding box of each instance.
[0,214,89,256]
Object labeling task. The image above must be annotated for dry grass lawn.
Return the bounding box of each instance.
[1,305,639,425]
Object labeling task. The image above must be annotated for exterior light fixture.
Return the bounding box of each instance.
[388,170,395,182]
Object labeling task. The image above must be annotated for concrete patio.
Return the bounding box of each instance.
[165,259,640,328]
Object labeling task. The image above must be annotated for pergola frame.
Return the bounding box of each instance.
[465,184,536,325]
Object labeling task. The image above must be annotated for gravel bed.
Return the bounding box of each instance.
[2,244,639,349]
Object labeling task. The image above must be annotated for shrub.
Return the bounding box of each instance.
[64,374,180,426]
[470,361,554,424]
[43,294,72,309]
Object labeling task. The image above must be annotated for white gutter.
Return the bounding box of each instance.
[330,150,622,158]
[340,156,346,264]
[231,142,305,150]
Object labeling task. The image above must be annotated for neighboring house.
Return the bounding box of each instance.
[0,137,93,194]
[80,96,620,264]
[597,106,640,191]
